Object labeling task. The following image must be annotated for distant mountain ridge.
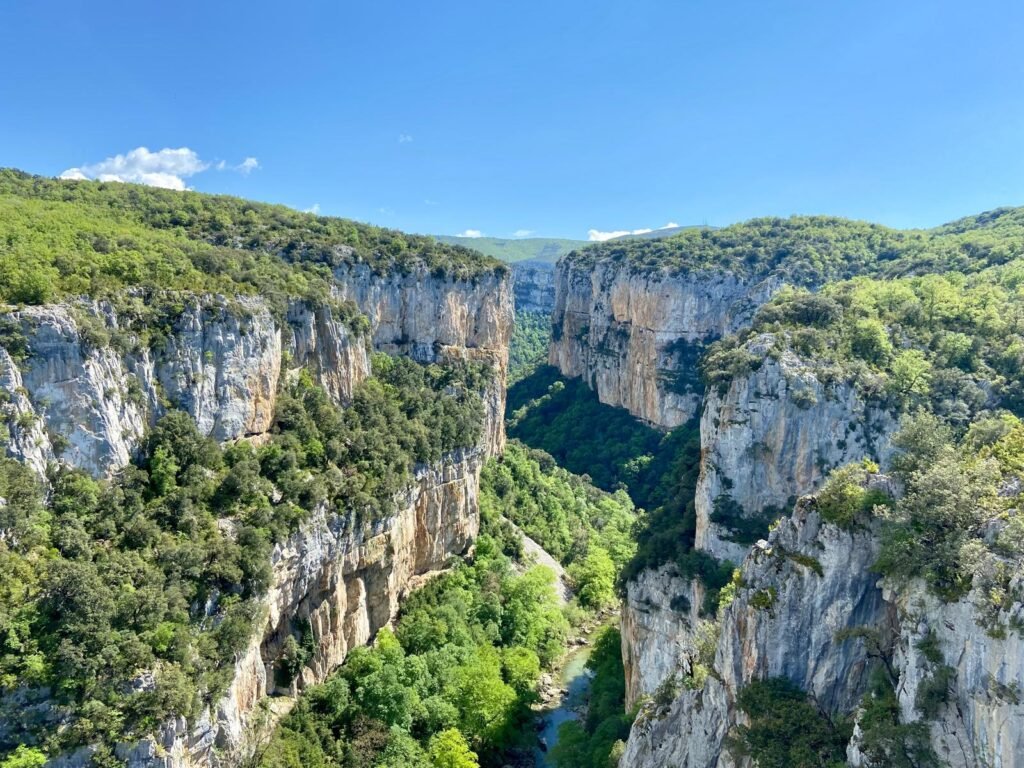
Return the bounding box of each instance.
[432,235,587,263]
[433,226,709,264]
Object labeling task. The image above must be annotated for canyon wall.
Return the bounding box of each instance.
[1,296,370,478]
[0,263,512,767]
[623,491,1024,768]
[112,449,482,768]
[548,256,781,428]
[622,497,889,768]
[333,261,513,456]
[695,333,898,564]
[510,260,556,314]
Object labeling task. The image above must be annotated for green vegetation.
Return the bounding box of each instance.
[704,265,1024,420]
[726,677,852,768]
[507,309,551,384]
[815,459,891,528]
[506,366,732,609]
[565,210,1024,284]
[549,627,632,768]
[480,442,636,609]
[0,169,503,307]
[854,667,939,767]
[873,412,1024,625]
[0,355,487,758]
[508,366,697,510]
[433,237,586,264]
[258,533,569,768]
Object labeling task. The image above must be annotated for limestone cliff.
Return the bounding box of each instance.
[510,260,556,314]
[332,261,513,455]
[623,498,887,767]
[548,255,781,428]
[1,296,370,478]
[0,262,512,767]
[623,492,1024,768]
[114,449,482,768]
[854,581,1024,768]
[621,565,696,707]
[695,333,898,564]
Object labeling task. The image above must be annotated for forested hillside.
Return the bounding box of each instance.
[564,211,1024,282]
[0,170,503,307]
[0,356,489,759]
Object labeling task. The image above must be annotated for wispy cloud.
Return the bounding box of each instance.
[236,157,260,174]
[398,133,414,143]
[587,221,680,242]
[60,146,259,190]
[305,203,321,215]
[512,229,533,238]
[217,157,260,174]
[456,229,483,238]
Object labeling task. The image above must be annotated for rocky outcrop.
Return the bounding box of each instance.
[621,565,696,707]
[548,257,781,428]
[116,449,482,768]
[870,582,1024,768]
[332,261,513,456]
[623,499,888,768]
[510,260,556,314]
[1,297,370,478]
[695,333,898,563]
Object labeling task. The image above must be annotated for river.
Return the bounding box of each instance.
[533,643,594,767]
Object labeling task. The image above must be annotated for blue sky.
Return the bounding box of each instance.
[2,1,1023,240]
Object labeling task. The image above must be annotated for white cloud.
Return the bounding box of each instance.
[512,229,533,238]
[398,133,414,143]
[587,222,681,242]
[60,146,259,190]
[305,203,321,215]
[457,229,483,238]
[237,157,259,174]
[60,146,208,191]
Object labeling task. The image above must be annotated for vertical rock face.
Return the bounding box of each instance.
[875,583,1024,768]
[623,500,888,768]
[695,334,898,564]
[0,265,511,768]
[332,262,513,456]
[1,297,371,478]
[119,450,483,768]
[621,565,697,707]
[548,256,781,428]
[510,260,556,314]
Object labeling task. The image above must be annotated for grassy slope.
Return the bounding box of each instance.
[433,234,588,263]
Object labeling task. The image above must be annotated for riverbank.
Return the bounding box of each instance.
[532,612,619,767]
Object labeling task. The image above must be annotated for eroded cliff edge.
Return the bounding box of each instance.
[1,263,513,766]
[548,255,780,428]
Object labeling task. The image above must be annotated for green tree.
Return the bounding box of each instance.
[427,729,479,768]
[568,547,617,609]
[0,746,46,768]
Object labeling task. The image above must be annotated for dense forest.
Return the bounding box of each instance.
[564,209,1024,284]
[704,264,1024,419]
[259,535,568,768]
[256,438,638,767]
[507,310,552,384]
[0,355,489,761]
[0,170,503,308]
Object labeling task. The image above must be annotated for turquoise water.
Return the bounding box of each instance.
[533,645,594,767]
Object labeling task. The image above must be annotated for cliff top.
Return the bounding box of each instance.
[561,210,1024,285]
[0,169,505,306]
